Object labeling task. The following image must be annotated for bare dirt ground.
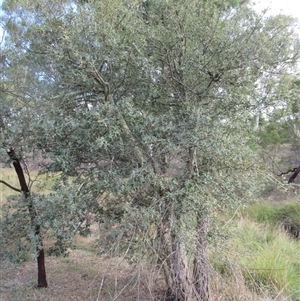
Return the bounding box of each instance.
[0,249,160,301]
[0,230,162,301]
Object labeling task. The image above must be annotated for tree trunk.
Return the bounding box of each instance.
[37,248,47,287]
[156,222,172,290]
[7,148,48,288]
[193,212,210,301]
[171,235,193,301]
[169,210,193,301]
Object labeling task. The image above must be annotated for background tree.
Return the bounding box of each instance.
[1,0,299,299]
[255,74,300,186]
[0,148,48,288]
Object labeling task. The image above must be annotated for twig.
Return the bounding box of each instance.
[222,204,241,229]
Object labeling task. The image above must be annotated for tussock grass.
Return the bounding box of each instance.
[244,201,300,232]
[213,217,300,301]
[241,222,299,298]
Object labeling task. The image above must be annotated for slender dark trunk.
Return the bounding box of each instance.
[7,148,48,288]
[193,212,210,301]
[37,248,47,287]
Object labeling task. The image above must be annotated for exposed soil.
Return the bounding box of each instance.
[0,250,160,301]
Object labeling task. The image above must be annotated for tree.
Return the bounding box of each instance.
[255,73,300,183]
[1,148,48,287]
[1,0,299,299]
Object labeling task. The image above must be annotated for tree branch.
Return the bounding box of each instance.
[278,165,300,183]
[0,180,21,192]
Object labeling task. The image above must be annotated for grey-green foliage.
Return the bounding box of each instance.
[254,74,300,181]
[0,193,41,263]
[257,74,300,146]
[1,0,300,295]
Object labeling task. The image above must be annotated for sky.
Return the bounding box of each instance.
[253,0,300,20]
[0,0,300,15]
[0,0,300,19]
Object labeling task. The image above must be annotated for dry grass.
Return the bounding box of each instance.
[0,251,155,301]
[1,250,291,301]
[0,169,156,300]
[0,228,163,301]
[0,169,21,203]
[1,217,298,301]
[0,168,56,204]
[1,166,298,300]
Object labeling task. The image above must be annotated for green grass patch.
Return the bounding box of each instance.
[244,201,300,225]
[243,201,300,234]
[231,219,300,300]
[244,202,279,224]
[212,200,300,301]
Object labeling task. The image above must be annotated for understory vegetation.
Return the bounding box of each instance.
[1,192,299,301]
[212,202,300,301]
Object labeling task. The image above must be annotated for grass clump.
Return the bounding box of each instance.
[231,219,300,300]
[243,201,300,239]
[211,200,300,301]
[244,202,279,224]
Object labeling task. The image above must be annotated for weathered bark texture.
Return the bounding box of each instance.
[171,234,193,301]
[193,213,210,301]
[7,148,48,288]
[165,208,193,301]
[187,146,210,300]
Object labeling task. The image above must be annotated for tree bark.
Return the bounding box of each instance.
[169,210,193,301]
[7,148,48,288]
[193,212,210,301]
[171,235,193,301]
